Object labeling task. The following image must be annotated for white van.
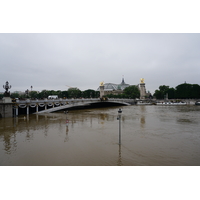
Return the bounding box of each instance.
[48,95,58,99]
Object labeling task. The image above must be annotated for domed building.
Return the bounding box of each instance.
[97,77,151,99]
[97,78,130,95]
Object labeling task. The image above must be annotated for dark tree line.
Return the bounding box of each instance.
[153,83,200,99]
[5,82,199,100]
[1,85,141,100]
[5,88,100,99]
[105,85,140,99]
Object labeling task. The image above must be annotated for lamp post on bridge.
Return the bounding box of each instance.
[2,81,12,104]
[65,110,69,131]
[117,108,122,145]
[25,89,29,98]
[3,81,11,97]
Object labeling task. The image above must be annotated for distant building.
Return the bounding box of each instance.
[13,91,25,95]
[97,78,131,96]
[97,77,150,99]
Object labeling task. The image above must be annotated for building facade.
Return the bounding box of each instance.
[97,78,131,96]
[97,78,149,99]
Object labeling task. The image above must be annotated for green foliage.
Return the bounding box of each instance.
[153,89,163,99]
[29,91,38,98]
[5,82,200,100]
[82,89,99,98]
[7,87,100,99]
[38,90,48,98]
[123,85,140,99]
[167,88,176,99]
[154,85,171,99]
[175,83,200,99]
[10,93,20,99]
[153,83,200,99]
[93,90,99,98]
[67,88,82,98]
[105,85,140,99]
[61,91,68,98]
[0,93,4,99]
[159,85,169,93]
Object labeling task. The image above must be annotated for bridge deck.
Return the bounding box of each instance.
[14,98,132,114]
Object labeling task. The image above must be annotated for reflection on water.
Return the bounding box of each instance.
[1,106,200,166]
[139,106,146,128]
[118,145,122,166]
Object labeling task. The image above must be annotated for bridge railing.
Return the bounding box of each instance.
[15,98,101,104]
[14,98,134,106]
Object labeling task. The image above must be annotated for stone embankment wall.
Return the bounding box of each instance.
[0,100,13,118]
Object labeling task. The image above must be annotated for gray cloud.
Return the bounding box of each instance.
[1,33,200,94]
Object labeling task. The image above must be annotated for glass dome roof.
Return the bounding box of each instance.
[97,78,130,91]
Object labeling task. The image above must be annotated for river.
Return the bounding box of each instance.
[0,105,200,166]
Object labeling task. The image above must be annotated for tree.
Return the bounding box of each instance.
[29,91,38,99]
[38,90,48,98]
[153,85,170,99]
[123,85,140,99]
[61,90,68,98]
[176,83,200,99]
[167,87,176,99]
[176,83,190,98]
[191,84,200,99]
[82,89,97,98]
[95,91,100,98]
[153,89,163,99]
[154,83,200,99]
[68,88,81,98]
[10,93,20,99]
[159,85,170,98]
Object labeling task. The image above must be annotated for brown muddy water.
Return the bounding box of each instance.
[1,105,200,166]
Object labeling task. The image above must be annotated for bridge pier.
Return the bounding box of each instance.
[99,82,104,98]
[27,106,29,115]
[139,78,147,100]
[1,82,13,118]
[0,97,13,118]
[16,107,18,116]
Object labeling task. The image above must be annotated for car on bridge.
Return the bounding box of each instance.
[48,95,58,99]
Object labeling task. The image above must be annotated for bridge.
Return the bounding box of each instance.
[13,98,133,116]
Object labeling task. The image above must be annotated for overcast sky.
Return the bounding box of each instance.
[1,33,200,94]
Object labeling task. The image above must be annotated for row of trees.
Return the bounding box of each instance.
[153,83,200,99]
[2,82,199,100]
[1,85,140,99]
[105,85,140,99]
[0,88,100,99]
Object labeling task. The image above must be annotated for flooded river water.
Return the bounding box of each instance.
[1,105,200,166]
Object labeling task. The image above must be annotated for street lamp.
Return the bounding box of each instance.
[3,81,11,97]
[117,108,122,145]
[25,89,29,98]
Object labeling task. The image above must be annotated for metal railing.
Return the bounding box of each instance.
[15,98,133,104]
